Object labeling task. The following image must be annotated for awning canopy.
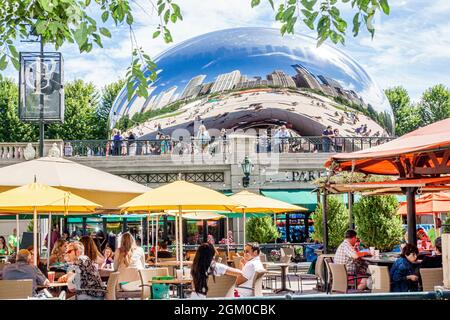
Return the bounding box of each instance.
[260,189,318,212]
[327,176,450,194]
[326,118,450,176]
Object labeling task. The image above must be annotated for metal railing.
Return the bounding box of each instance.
[62,136,394,158]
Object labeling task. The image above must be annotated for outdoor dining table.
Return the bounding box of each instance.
[263,262,295,294]
[148,279,192,299]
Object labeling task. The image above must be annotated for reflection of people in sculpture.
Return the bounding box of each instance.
[274,125,292,153]
[196,125,210,153]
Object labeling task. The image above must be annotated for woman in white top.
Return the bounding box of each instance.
[190,243,243,299]
[196,125,211,153]
[114,232,145,291]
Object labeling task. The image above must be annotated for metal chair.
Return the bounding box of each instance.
[0,279,33,299]
[206,274,236,298]
[368,265,390,293]
[420,268,443,291]
[139,267,169,299]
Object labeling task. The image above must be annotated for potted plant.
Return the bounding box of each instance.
[269,249,281,262]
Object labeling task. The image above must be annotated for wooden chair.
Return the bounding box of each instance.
[206,274,236,298]
[420,268,443,291]
[252,270,267,297]
[281,247,294,259]
[328,263,366,294]
[259,253,267,263]
[116,267,142,299]
[368,265,390,293]
[233,256,243,269]
[328,263,349,294]
[0,279,33,299]
[105,271,120,300]
[139,267,169,299]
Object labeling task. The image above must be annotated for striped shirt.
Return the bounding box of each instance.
[334,239,358,274]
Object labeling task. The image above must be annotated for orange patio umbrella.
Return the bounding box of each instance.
[398,192,450,215]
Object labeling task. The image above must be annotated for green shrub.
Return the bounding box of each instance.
[353,195,404,251]
[246,216,280,244]
[311,196,349,249]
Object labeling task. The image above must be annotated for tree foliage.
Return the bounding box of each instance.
[0,77,38,142]
[246,216,280,244]
[384,86,421,136]
[353,195,403,251]
[0,0,390,103]
[419,84,450,126]
[311,195,348,249]
[95,78,126,139]
[385,85,450,136]
[46,79,101,140]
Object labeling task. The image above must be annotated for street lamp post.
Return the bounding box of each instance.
[241,156,253,188]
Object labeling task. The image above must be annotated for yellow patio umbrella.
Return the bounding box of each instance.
[229,190,307,244]
[147,211,225,262]
[0,182,101,266]
[119,180,240,269]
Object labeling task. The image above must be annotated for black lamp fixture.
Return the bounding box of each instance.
[241,156,253,188]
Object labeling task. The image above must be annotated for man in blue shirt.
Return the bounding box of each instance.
[2,249,49,295]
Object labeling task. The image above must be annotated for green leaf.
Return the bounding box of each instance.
[158,3,166,16]
[164,10,170,24]
[38,0,53,13]
[251,0,261,8]
[301,0,317,11]
[101,11,109,22]
[267,0,275,10]
[0,55,8,71]
[379,0,390,15]
[352,12,360,36]
[99,27,111,38]
[170,13,177,23]
[126,14,134,25]
[153,30,161,38]
[8,45,19,58]
[11,57,20,70]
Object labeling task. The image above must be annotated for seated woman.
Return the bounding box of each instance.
[49,239,67,266]
[421,237,442,268]
[390,243,419,292]
[0,236,9,256]
[80,236,105,268]
[114,232,145,291]
[190,243,243,299]
[101,246,114,269]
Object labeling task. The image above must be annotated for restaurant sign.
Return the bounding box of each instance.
[265,170,326,183]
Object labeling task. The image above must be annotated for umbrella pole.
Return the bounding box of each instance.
[16,214,20,254]
[243,210,246,245]
[140,217,143,249]
[155,215,159,264]
[226,216,229,258]
[47,213,52,272]
[237,216,240,246]
[174,212,179,263]
[33,207,37,266]
[147,214,151,256]
[179,207,183,271]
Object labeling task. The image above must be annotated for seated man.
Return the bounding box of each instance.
[334,229,369,290]
[421,237,442,268]
[2,249,49,295]
[58,241,105,300]
[235,243,265,297]
[157,242,173,259]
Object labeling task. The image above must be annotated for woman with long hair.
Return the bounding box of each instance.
[49,239,67,265]
[190,243,242,299]
[80,236,105,267]
[0,236,9,255]
[114,232,145,272]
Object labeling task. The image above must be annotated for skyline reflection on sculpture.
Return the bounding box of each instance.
[110,28,394,135]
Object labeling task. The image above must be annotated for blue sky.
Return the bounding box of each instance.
[5,0,450,102]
